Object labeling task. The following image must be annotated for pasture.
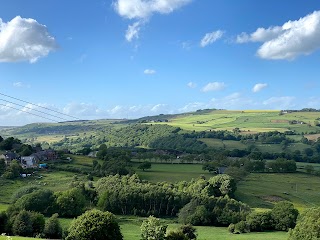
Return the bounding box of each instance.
[235,173,320,211]
[152,110,320,134]
[134,163,212,183]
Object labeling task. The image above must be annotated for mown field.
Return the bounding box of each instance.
[152,110,320,134]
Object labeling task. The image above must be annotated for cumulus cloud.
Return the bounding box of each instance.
[113,0,192,41]
[263,96,296,109]
[187,82,197,88]
[252,83,268,93]
[202,82,226,92]
[0,16,58,63]
[144,69,156,74]
[200,30,224,47]
[236,11,320,60]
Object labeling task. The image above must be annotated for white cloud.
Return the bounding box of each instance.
[178,102,207,112]
[200,30,224,47]
[187,82,197,88]
[182,41,192,50]
[114,0,192,41]
[125,21,142,42]
[210,92,254,109]
[236,27,283,43]
[63,103,101,117]
[13,82,30,88]
[0,16,57,63]
[236,11,320,60]
[307,97,320,108]
[263,96,296,109]
[252,83,268,93]
[144,69,156,75]
[202,82,226,92]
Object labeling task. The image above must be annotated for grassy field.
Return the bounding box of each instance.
[134,163,213,183]
[56,216,287,240]
[151,110,320,134]
[235,173,320,211]
[0,170,87,204]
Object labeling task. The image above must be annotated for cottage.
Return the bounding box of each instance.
[21,156,38,168]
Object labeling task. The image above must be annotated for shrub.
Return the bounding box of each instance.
[288,207,320,240]
[141,216,167,240]
[43,213,62,239]
[65,209,122,240]
[271,201,298,231]
[246,211,273,232]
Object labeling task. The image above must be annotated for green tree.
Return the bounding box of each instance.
[288,207,320,240]
[0,159,6,176]
[166,230,188,240]
[271,201,298,231]
[43,213,62,239]
[55,188,86,217]
[138,161,152,171]
[12,210,45,237]
[141,216,167,240]
[246,211,273,232]
[0,211,8,233]
[14,189,55,216]
[65,209,122,240]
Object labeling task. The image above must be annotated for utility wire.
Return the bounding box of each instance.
[0,98,70,122]
[0,103,59,123]
[0,92,80,120]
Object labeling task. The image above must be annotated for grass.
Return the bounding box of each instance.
[58,215,287,240]
[134,163,213,183]
[0,170,87,204]
[235,173,320,211]
[151,110,320,134]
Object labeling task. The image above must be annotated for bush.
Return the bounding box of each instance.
[288,207,320,240]
[271,201,298,231]
[228,223,235,233]
[141,216,167,240]
[43,213,62,239]
[166,230,188,240]
[0,211,8,233]
[65,209,122,240]
[14,189,55,216]
[246,211,273,232]
[179,224,197,240]
[55,188,86,217]
[234,221,250,234]
[12,210,45,237]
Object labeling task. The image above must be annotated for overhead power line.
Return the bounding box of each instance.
[0,92,80,120]
[0,98,70,122]
[0,103,59,123]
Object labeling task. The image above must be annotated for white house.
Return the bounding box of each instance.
[21,156,37,168]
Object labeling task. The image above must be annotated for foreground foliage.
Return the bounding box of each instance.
[65,209,123,240]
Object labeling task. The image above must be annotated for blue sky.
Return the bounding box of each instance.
[0,0,320,125]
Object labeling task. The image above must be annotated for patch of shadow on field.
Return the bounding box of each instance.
[260,195,286,203]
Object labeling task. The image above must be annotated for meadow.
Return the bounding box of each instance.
[235,173,320,211]
[152,110,320,134]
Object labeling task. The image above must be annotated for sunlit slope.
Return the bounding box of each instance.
[152,110,320,133]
